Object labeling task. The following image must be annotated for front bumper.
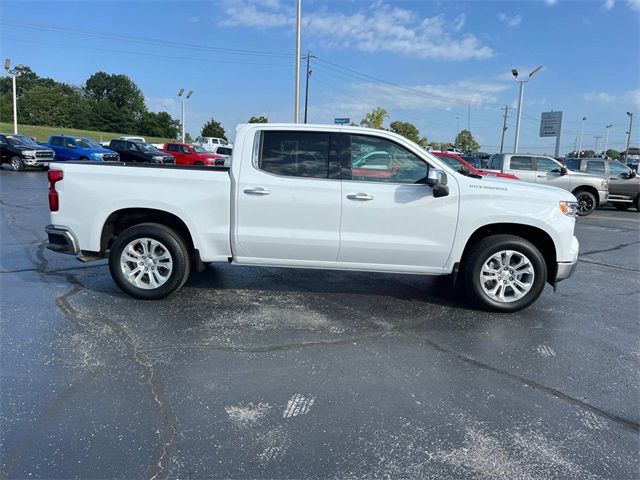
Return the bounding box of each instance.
[45,225,79,255]
[24,158,52,166]
[555,235,579,284]
[598,190,609,206]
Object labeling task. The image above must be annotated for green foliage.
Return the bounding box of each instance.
[605,149,620,160]
[248,116,269,123]
[360,107,388,129]
[184,132,194,143]
[454,130,480,152]
[85,72,146,116]
[389,120,420,143]
[201,118,226,140]
[138,111,180,138]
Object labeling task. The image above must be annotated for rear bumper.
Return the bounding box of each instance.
[45,225,79,255]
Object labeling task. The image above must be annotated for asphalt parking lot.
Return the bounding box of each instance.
[1,168,639,479]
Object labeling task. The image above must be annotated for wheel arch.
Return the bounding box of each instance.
[459,223,557,285]
[572,185,600,206]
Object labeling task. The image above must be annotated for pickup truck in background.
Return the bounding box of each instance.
[161,142,225,166]
[45,124,580,312]
[487,153,609,216]
[565,157,639,212]
[433,152,519,180]
[107,139,174,164]
[1,133,55,171]
[42,135,120,162]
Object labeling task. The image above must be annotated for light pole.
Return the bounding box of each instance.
[577,116,587,158]
[455,116,459,146]
[603,124,613,157]
[625,112,634,158]
[512,65,543,153]
[178,88,193,142]
[293,0,302,123]
[594,136,602,155]
[4,58,18,134]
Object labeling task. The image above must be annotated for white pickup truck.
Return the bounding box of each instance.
[45,124,580,312]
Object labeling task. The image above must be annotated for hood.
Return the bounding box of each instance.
[470,175,574,202]
[17,144,52,152]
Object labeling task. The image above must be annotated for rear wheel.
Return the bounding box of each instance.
[10,156,24,171]
[108,223,191,300]
[574,190,597,216]
[463,234,547,312]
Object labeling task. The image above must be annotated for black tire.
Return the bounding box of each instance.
[108,223,191,300]
[614,203,631,211]
[574,190,597,216]
[463,234,547,312]
[10,156,24,171]
[79,156,90,161]
[635,196,640,213]
[194,161,203,165]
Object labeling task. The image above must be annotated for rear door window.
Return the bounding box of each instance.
[586,161,605,174]
[510,156,533,171]
[564,159,581,171]
[259,131,330,178]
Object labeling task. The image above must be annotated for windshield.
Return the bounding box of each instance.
[192,145,207,153]
[76,138,101,148]
[136,142,160,153]
[7,135,39,147]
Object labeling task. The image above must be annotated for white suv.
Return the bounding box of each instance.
[196,136,230,152]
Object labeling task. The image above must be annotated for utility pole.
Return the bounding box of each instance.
[603,124,613,157]
[499,105,509,153]
[455,116,459,146]
[293,0,302,123]
[4,59,18,134]
[303,52,314,123]
[625,112,634,158]
[467,103,471,132]
[578,116,587,158]
[594,135,602,155]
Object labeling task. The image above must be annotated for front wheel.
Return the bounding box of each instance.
[10,156,24,171]
[574,190,597,216]
[108,223,191,300]
[463,234,547,312]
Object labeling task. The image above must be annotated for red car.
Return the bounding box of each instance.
[161,142,225,166]
[434,152,519,180]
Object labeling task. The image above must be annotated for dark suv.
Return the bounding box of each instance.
[108,139,174,164]
[565,158,639,212]
[0,133,55,171]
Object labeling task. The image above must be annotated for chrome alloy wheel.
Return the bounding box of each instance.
[120,237,173,289]
[479,250,535,303]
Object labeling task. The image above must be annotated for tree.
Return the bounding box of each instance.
[201,118,226,140]
[249,116,269,123]
[18,84,83,127]
[418,137,428,147]
[389,120,420,143]
[85,72,146,118]
[137,111,180,138]
[185,132,194,143]
[605,149,620,160]
[360,107,387,129]
[454,129,480,152]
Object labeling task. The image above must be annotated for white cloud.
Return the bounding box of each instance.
[544,0,558,6]
[188,15,200,23]
[217,1,493,61]
[628,0,640,10]
[497,13,523,27]
[581,90,640,108]
[603,0,615,10]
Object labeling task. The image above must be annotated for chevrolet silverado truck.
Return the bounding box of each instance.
[45,124,580,312]
[487,153,609,216]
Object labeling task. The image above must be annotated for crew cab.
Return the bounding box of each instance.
[161,142,225,166]
[433,152,519,180]
[45,124,580,312]
[42,135,120,162]
[565,158,639,212]
[487,153,609,216]
[0,133,55,170]
[107,139,174,164]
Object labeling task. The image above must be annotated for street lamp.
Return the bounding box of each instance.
[577,116,587,158]
[178,89,193,142]
[603,124,613,157]
[512,65,543,153]
[625,112,634,158]
[4,58,18,134]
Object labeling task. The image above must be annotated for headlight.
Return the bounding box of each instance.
[559,201,579,217]
[91,153,104,160]
[21,150,36,158]
[152,156,164,161]
[601,179,609,189]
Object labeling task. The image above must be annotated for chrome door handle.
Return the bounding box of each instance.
[536,175,546,178]
[346,193,374,201]
[243,187,270,196]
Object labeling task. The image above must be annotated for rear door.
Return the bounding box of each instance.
[506,155,537,183]
[63,137,79,160]
[338,133,458,271]
[235,130,342,263]
[49,137,65,160]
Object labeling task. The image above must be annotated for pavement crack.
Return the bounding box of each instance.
[580,240,640,256]
[0,262,107,275]
[54,274,178,480]
[579,257,640,272]
[398,330,640,434]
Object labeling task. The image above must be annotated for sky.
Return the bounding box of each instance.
[1,0,639,154]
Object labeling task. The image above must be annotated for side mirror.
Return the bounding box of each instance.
[426,169,449,198]
[460,165,470,175]
[560,166,568,175]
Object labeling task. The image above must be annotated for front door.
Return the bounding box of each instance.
[534,156,571,190]
[338,133,458,272]
[608,161,638,198]
[235,130,342,264]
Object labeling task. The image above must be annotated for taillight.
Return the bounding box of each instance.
[48,169,63,212]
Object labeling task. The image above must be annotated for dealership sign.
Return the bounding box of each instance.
[334,118,350,125]
[539,111,563,137]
